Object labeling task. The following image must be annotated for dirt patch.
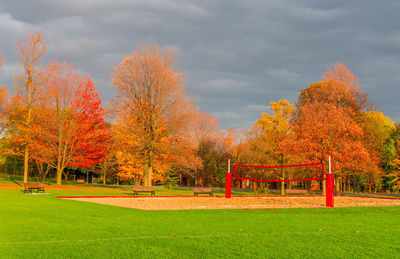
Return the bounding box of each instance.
[61,196,400,210]
[0,183,126,192]
[0,184,20,189]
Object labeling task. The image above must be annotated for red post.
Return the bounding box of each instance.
[225,172,231,198]
[326,173,334,207]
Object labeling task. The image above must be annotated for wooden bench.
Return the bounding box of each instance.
[286,189,308,195]
[193,188,213,196]
[24,182,45,194]
[132,186,155,196]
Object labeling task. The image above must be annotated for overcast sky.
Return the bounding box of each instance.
[0,0,399,129]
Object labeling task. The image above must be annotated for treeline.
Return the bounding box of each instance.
[0,32,399,192]
[235,63,400,193]
[0,32,233,187]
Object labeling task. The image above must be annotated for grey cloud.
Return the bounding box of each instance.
[0,0,400,129]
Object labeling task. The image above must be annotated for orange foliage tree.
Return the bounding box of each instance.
[34,61,110,185]
[0,51,8,136]
[290,63,371,191]
[8,32,48,183]
[0,87,8,134]
[112,43,199,186]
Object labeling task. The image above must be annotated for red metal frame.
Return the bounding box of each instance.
[225,172,232,198]
[232,162,324,183]
[326,173,334,207]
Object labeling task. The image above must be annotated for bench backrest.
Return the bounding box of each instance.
[24,182,40,187]
[193,188,212,192]
[286,189,307,194]
[133,186,154,191]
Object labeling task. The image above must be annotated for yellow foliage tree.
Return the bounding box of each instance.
[253,99,295,194]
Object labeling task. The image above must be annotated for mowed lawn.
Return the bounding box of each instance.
[1,185,400,258]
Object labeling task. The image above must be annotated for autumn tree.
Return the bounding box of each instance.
[191,113,221,186]
[193,112,220,143]
[0,88,8,134]
[37,61,109,185]
[251,99,295,194]
[113,117,150,183]
[0,52,8,168]
[292,63,372,192]
[385,157,400,191]
[254,99,294,162]
[71,77,111,171]
[112,43,198,186]
[358,111,395,192]
[96,123,117,185]
[296,63,369,115]
[9,32,47,183]
[382,124,400,190]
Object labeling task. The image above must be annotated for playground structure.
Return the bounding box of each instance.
[225,157,335,207]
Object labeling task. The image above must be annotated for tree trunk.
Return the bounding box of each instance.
[103,173,106,185]
[56,166,63,185]
[280,155,285,195]
[335,176,340,193]
[40,166,51,183]
[23,147,29,184]
[64,171,69,181]
[144,166,152,187]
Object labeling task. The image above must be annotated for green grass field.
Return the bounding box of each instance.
[1,185,400,258]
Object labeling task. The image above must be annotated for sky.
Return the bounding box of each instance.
[0,0,399,129]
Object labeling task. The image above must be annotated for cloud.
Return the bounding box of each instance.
[0,0,400,129]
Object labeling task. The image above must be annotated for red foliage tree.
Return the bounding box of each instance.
[35,61,110,184]
[71,79,111,169]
